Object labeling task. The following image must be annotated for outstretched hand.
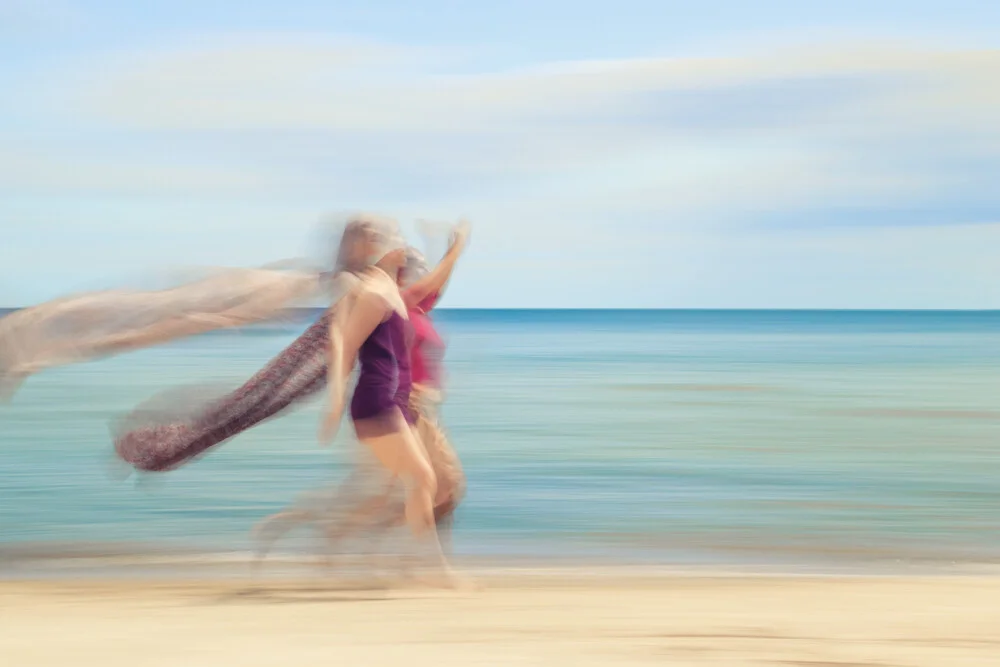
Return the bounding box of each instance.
[450,219,471,249]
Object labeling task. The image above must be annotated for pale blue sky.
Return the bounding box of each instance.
[1,0,999,308]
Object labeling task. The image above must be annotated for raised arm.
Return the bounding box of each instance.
[402,220,470,308]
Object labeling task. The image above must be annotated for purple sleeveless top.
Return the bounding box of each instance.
[350,310,415,424]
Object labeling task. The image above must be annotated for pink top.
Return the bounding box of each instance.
[406,291,445,388]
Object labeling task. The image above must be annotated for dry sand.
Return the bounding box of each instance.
[2,571,999,666]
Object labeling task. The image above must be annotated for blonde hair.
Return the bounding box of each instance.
[333,213,401,274]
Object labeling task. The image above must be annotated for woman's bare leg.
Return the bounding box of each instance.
[434,499,457,556]
[321,482,401,577]
[358,410,464,586]
[252,508,314,566]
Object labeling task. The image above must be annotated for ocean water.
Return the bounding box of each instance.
[2,309,1000,574]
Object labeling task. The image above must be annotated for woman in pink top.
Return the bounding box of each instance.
[399,221,471,550]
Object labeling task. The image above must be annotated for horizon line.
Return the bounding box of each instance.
[3,306,999,313]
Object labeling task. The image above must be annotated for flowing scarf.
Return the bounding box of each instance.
[113,310,334,472]
[0,264,326,400]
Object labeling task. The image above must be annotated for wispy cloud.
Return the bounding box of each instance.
[35,38,991,223]
[76,39,1000,133]
[4,32,1000,306]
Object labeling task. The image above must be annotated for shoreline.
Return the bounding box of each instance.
[3,569,999,665]
[6,533,1000,579]
[5,550,1000,582]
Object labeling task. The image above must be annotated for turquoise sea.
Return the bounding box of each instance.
[2,309,1000,574]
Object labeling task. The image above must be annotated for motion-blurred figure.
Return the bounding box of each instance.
[253,221,471,572]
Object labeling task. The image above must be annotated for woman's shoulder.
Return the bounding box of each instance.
[325,272,381,316]
[355,271,406,314]
[326,271,361,300]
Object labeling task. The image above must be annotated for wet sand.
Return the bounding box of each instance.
[2,572,999,666]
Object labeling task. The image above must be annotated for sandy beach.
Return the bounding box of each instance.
[2,571,999,666]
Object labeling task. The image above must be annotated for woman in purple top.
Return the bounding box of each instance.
[322,215,462,586]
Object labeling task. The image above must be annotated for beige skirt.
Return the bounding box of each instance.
[409,384,465,508]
